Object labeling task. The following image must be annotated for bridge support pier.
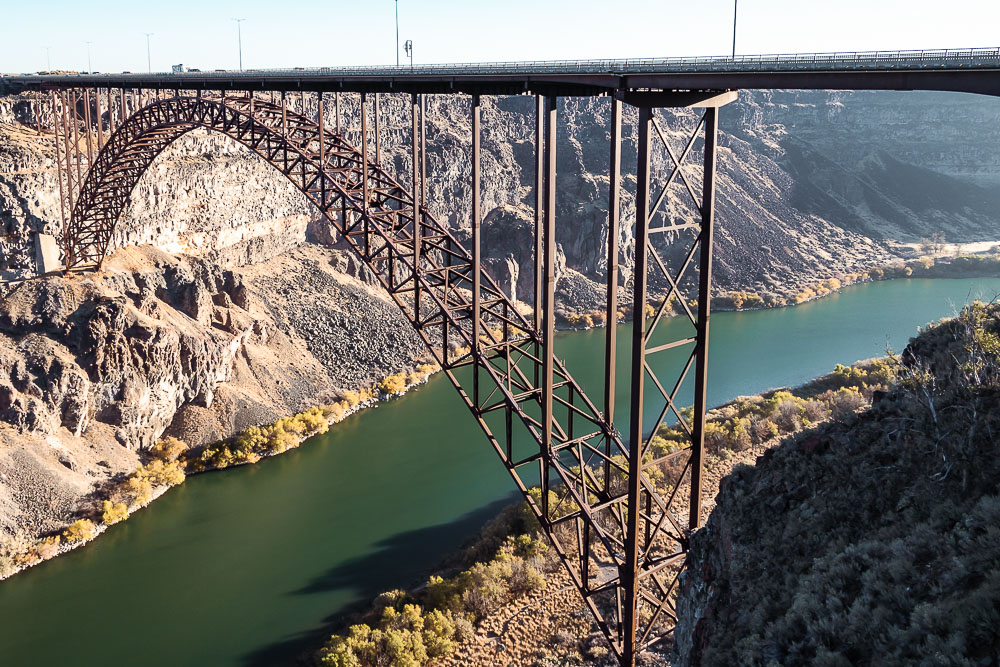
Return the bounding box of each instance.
[618,91,733,664]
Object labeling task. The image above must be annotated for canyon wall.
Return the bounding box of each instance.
[3,90,999,298]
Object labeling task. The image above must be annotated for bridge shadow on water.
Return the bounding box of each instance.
[239,493,520,667]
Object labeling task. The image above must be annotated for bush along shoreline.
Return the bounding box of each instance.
[309,354,904,666]
[0,362,440,581]
[676,300,1000,666]
[561,252,1000,329]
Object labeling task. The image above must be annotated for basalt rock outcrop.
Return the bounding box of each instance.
[0,252,254,449]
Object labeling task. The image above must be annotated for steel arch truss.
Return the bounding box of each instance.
[50,88,732,664]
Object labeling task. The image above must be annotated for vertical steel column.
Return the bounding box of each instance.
[533,95,544,334]
[108,88,116,136]
[412,94,421,316]
[689,107,718,530]
[420,96,427,210]
[335,92,341,135]
[95,88,104,148]
[533,94,545,390]
[281,91,288,173]
[605,98,622,486]
[471,94,482,407]
[83,89,93,166]
[624,104,653,666]
[249,90,255,146]
[51,91,67,258]
[374,93,381,169]
[540,94,557,521]
[318,92,326,210]
[120,88,126,126]
[59,90,76,268]
[70,90,83,189]
[361,93,370,256]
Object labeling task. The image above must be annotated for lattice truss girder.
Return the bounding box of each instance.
[53,88,725,664]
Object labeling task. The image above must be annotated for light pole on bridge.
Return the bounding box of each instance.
[144,33,153,73]
[42,46,50,72]
[395,0,400,66]
[85,41,92,73]
[732,0,738,59]
[232,18,246,71]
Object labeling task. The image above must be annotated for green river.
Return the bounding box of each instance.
[2,277,999,666]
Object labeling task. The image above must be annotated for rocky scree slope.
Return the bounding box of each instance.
[674,303,1000,666]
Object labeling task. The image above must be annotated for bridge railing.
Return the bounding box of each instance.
[11,46,1000,80]
[173,46,1000,77]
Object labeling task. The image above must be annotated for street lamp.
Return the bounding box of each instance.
[85,41,92,73]
[144,33,153,72]
[42,46,50,71]
[233,18,246,71]
[395,0,400,66]
[732,0,738,59]
[405,40,413,70]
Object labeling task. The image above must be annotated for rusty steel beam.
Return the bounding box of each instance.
[471,93,482,409]
[95,88,104,148]
[374,93,381,169]
[318,92,326,211]
[540,94,556,522]
[533,95,544,334]
[335,91,341,134]
[605,97,621,491]
[624,104,653,665]
[412,93,421,315]
[689,107,718,529]
[420,95,427,208]
[51,91,67,254]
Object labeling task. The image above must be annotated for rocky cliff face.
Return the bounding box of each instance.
[0,244,428,542]
[673,305,1000,666]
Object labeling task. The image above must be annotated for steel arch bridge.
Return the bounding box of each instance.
[8,49,999,664]
[47,89,719,662]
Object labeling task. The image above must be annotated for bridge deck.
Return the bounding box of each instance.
[4,47,1000,97]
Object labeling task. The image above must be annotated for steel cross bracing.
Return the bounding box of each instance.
[43,86,732,664]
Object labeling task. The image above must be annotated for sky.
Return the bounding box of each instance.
[2,0,998,74]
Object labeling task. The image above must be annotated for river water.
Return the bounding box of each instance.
[1,277,998,667]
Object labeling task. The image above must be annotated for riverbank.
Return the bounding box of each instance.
[311,356,898,666]
[0,361,440,581]
[0,241,442,580]
[562,251,1000,329]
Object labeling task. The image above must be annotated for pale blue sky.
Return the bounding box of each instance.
[2,0,998,74]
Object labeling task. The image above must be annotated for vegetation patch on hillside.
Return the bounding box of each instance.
[316,503,559,666]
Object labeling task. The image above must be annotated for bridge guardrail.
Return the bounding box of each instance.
[12,47,1000,80]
